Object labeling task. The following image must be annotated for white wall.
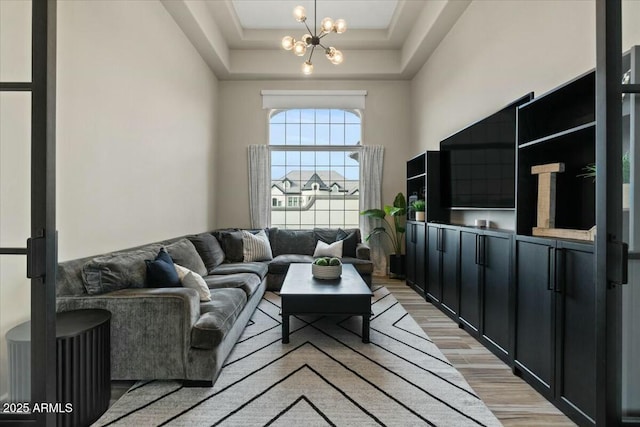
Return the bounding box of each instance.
[216,80,411,229]
[410,0,640,229]
[57,0,220,260]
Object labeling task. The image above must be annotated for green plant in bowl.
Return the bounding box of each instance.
[411,199,426,211]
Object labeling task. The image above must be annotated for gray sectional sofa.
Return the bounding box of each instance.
[55,227,372,385]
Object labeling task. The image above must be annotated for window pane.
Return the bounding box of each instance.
[316,109,330,124]
[330,151,346,166]
[271,151,286,165]
[316,151,330,166]
[330,124,345,145]
[271,166,286,179]
[285,151,300,165]
[286,109,300,122]
[285,124,300,145]
[270,124,285,145]
[301,109,315,123]
[345,124,361,145]
[331,109,345,123]
[300,151,315,166]
[316,124,330,145]
[301,124,314,145]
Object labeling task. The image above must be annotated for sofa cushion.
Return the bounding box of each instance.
[81,246,159,295]
[188,233,225,273]
[268,254,315,275]
[203,273,261,298]
[242,230,273,262]
[192,288,247,349]
[165,239,207,277]
[146,248,180,288]
[271,229,316,256]
[213,230,244,262]
[209,262,268,280]
[336,229,358,258]
[342,257,374,275]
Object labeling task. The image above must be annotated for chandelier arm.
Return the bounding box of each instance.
[314,0,317,35]
[303,20,313,36]
[308,45,316,62]
[318,42,328,50]
[319,33,330,39]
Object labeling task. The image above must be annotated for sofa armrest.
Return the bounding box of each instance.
[56,287,200,379]
[356,242,371,260]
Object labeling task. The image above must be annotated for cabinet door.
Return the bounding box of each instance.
[415,223,426,291]
[426,226,441,301]
[482,234,511,354]
[514,238,555,397]
[441,227,459,315]
[405,223,416,284]
[459,230,480,331]
[556,245,596,421]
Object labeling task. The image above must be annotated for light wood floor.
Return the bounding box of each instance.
[378,276,576,426]
[110,277,576,425]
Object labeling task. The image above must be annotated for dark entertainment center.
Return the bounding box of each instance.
[403,60,630,425]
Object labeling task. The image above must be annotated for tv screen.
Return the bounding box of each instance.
[440,94,533,209]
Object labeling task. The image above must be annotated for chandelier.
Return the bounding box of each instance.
[281,0,347,75]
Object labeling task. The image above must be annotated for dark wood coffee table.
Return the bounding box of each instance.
[280,263,373,343]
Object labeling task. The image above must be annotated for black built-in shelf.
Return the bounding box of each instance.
[516,71,596,237]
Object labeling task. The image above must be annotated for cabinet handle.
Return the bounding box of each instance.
[439,228,444,252]
[480,235,486,266]
[547,247,554,291]
[436,228,440,252]
[555,248,565,294]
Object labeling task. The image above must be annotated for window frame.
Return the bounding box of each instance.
[268,108,363,230]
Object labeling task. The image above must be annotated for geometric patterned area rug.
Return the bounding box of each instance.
[94,287,502,426]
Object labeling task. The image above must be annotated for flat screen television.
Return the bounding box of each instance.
[440,93,533,209]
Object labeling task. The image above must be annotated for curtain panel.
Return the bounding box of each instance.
[248,145,271,229]
[359,145,385,275]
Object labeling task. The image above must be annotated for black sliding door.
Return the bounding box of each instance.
[0,1,57,426]
[596,1,639,424]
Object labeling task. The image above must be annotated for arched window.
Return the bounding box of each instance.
[270,108,361,229]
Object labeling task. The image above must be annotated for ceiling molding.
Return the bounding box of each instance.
[162,0,468,80]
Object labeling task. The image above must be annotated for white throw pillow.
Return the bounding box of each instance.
[313,240,343,258]
[242,229,273,262]
[174,263,211,302]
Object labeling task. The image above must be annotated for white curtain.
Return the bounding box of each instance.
[359,145,385,275]
[248,145,271,229]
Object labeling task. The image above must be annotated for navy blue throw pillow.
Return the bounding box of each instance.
[146,248,180,287]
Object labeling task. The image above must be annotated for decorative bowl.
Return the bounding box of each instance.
[312,263,342,280]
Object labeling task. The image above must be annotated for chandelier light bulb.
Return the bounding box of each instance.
[293,5,306,22]
[321,17,334,33]
[302,34,312,45]
[293,40,307,56]
[281,36,295,50]
[325,46,336,60]
[334,19,347,34]
[329,49,343,65]
[302,61,314,75]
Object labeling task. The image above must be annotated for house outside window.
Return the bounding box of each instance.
[270,108,361,229]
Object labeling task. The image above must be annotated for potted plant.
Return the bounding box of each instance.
[360,192,406,277]
[412,199,426,221]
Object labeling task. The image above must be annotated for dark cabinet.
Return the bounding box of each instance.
[481,233,512,354]
[406,221,426,296]
[459,230,481,331]
[514,236,595,425]
[514,237,555,395]
[426,224,458,318]
[459,229,512,359]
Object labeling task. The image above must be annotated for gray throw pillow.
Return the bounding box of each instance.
[82,247,158,295]
[165,239,208,277]
[213,230,244,263]
[188,233,225,273]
